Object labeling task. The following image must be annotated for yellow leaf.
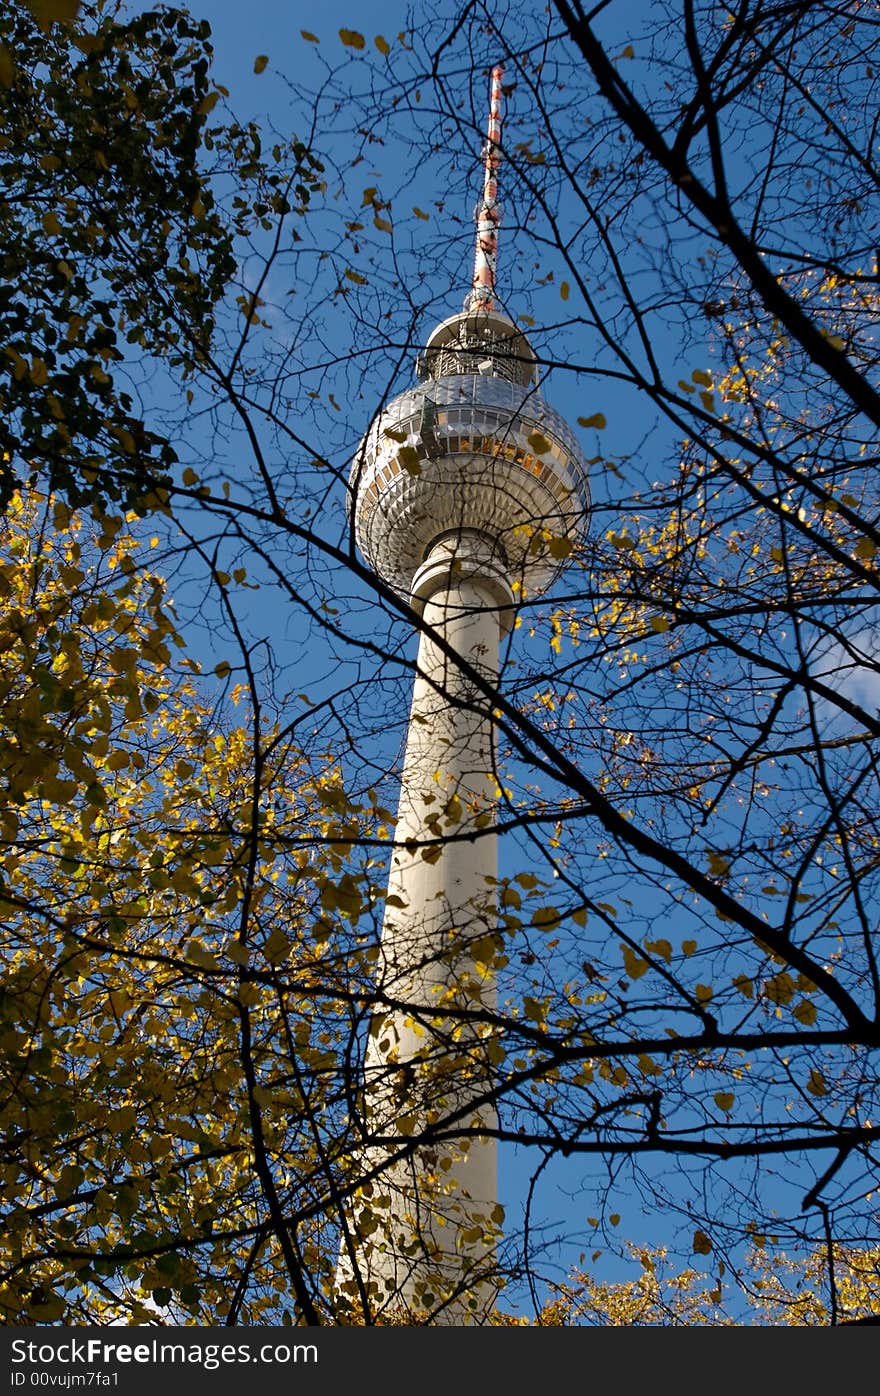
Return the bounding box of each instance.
[374,35,390,55]
[577,412,607,430]
[733,974,754,998]
[182,467,199,486]
[345,268,367,285]
[444,794,462,825]
[113,427,136,454]
[547,535,574,560]
[398,445,421,475]
[855,536,876,559]
[622,944,649,980]
[514,873,539,889]
[254,55,269,74]
[300,30,319,43]
[765,971,795,1006]
[413,206,429,220]
[693,1230,712,1255]
[650,615,671,633]
[373,214,392,233]
[263,928,291,964]
[681,940,697,956]
[339,28,365,49]
[528,432,551,455]
[27,0,81,24]
[714,1091,735,1113]
[531,905,561,930]
[560,280,570,300]
[42,211,61,237]
[214,661,231,679]
[807,1068,828,1097]
[691,368,713,387]
[695,983,713,1004]
[707,850,730,877]
[644,937,672,963]
[522,996,545,1023]
[793,999,817,1026]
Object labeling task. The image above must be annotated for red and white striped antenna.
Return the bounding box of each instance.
[467,64,504,313]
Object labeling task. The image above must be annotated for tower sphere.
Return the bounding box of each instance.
[349,308,591,599]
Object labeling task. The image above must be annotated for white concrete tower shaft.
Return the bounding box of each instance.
[339,67,590,1324]
[337,533,511,1322]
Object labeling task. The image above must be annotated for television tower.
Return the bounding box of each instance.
[338,66,591,1323]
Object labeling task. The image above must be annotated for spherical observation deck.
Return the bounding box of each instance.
[349,311,591,598]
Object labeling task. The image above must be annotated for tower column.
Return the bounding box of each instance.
[339,63,590,1326]
[338,533,513,1323]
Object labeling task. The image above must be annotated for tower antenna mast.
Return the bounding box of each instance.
[467,64,505,314]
